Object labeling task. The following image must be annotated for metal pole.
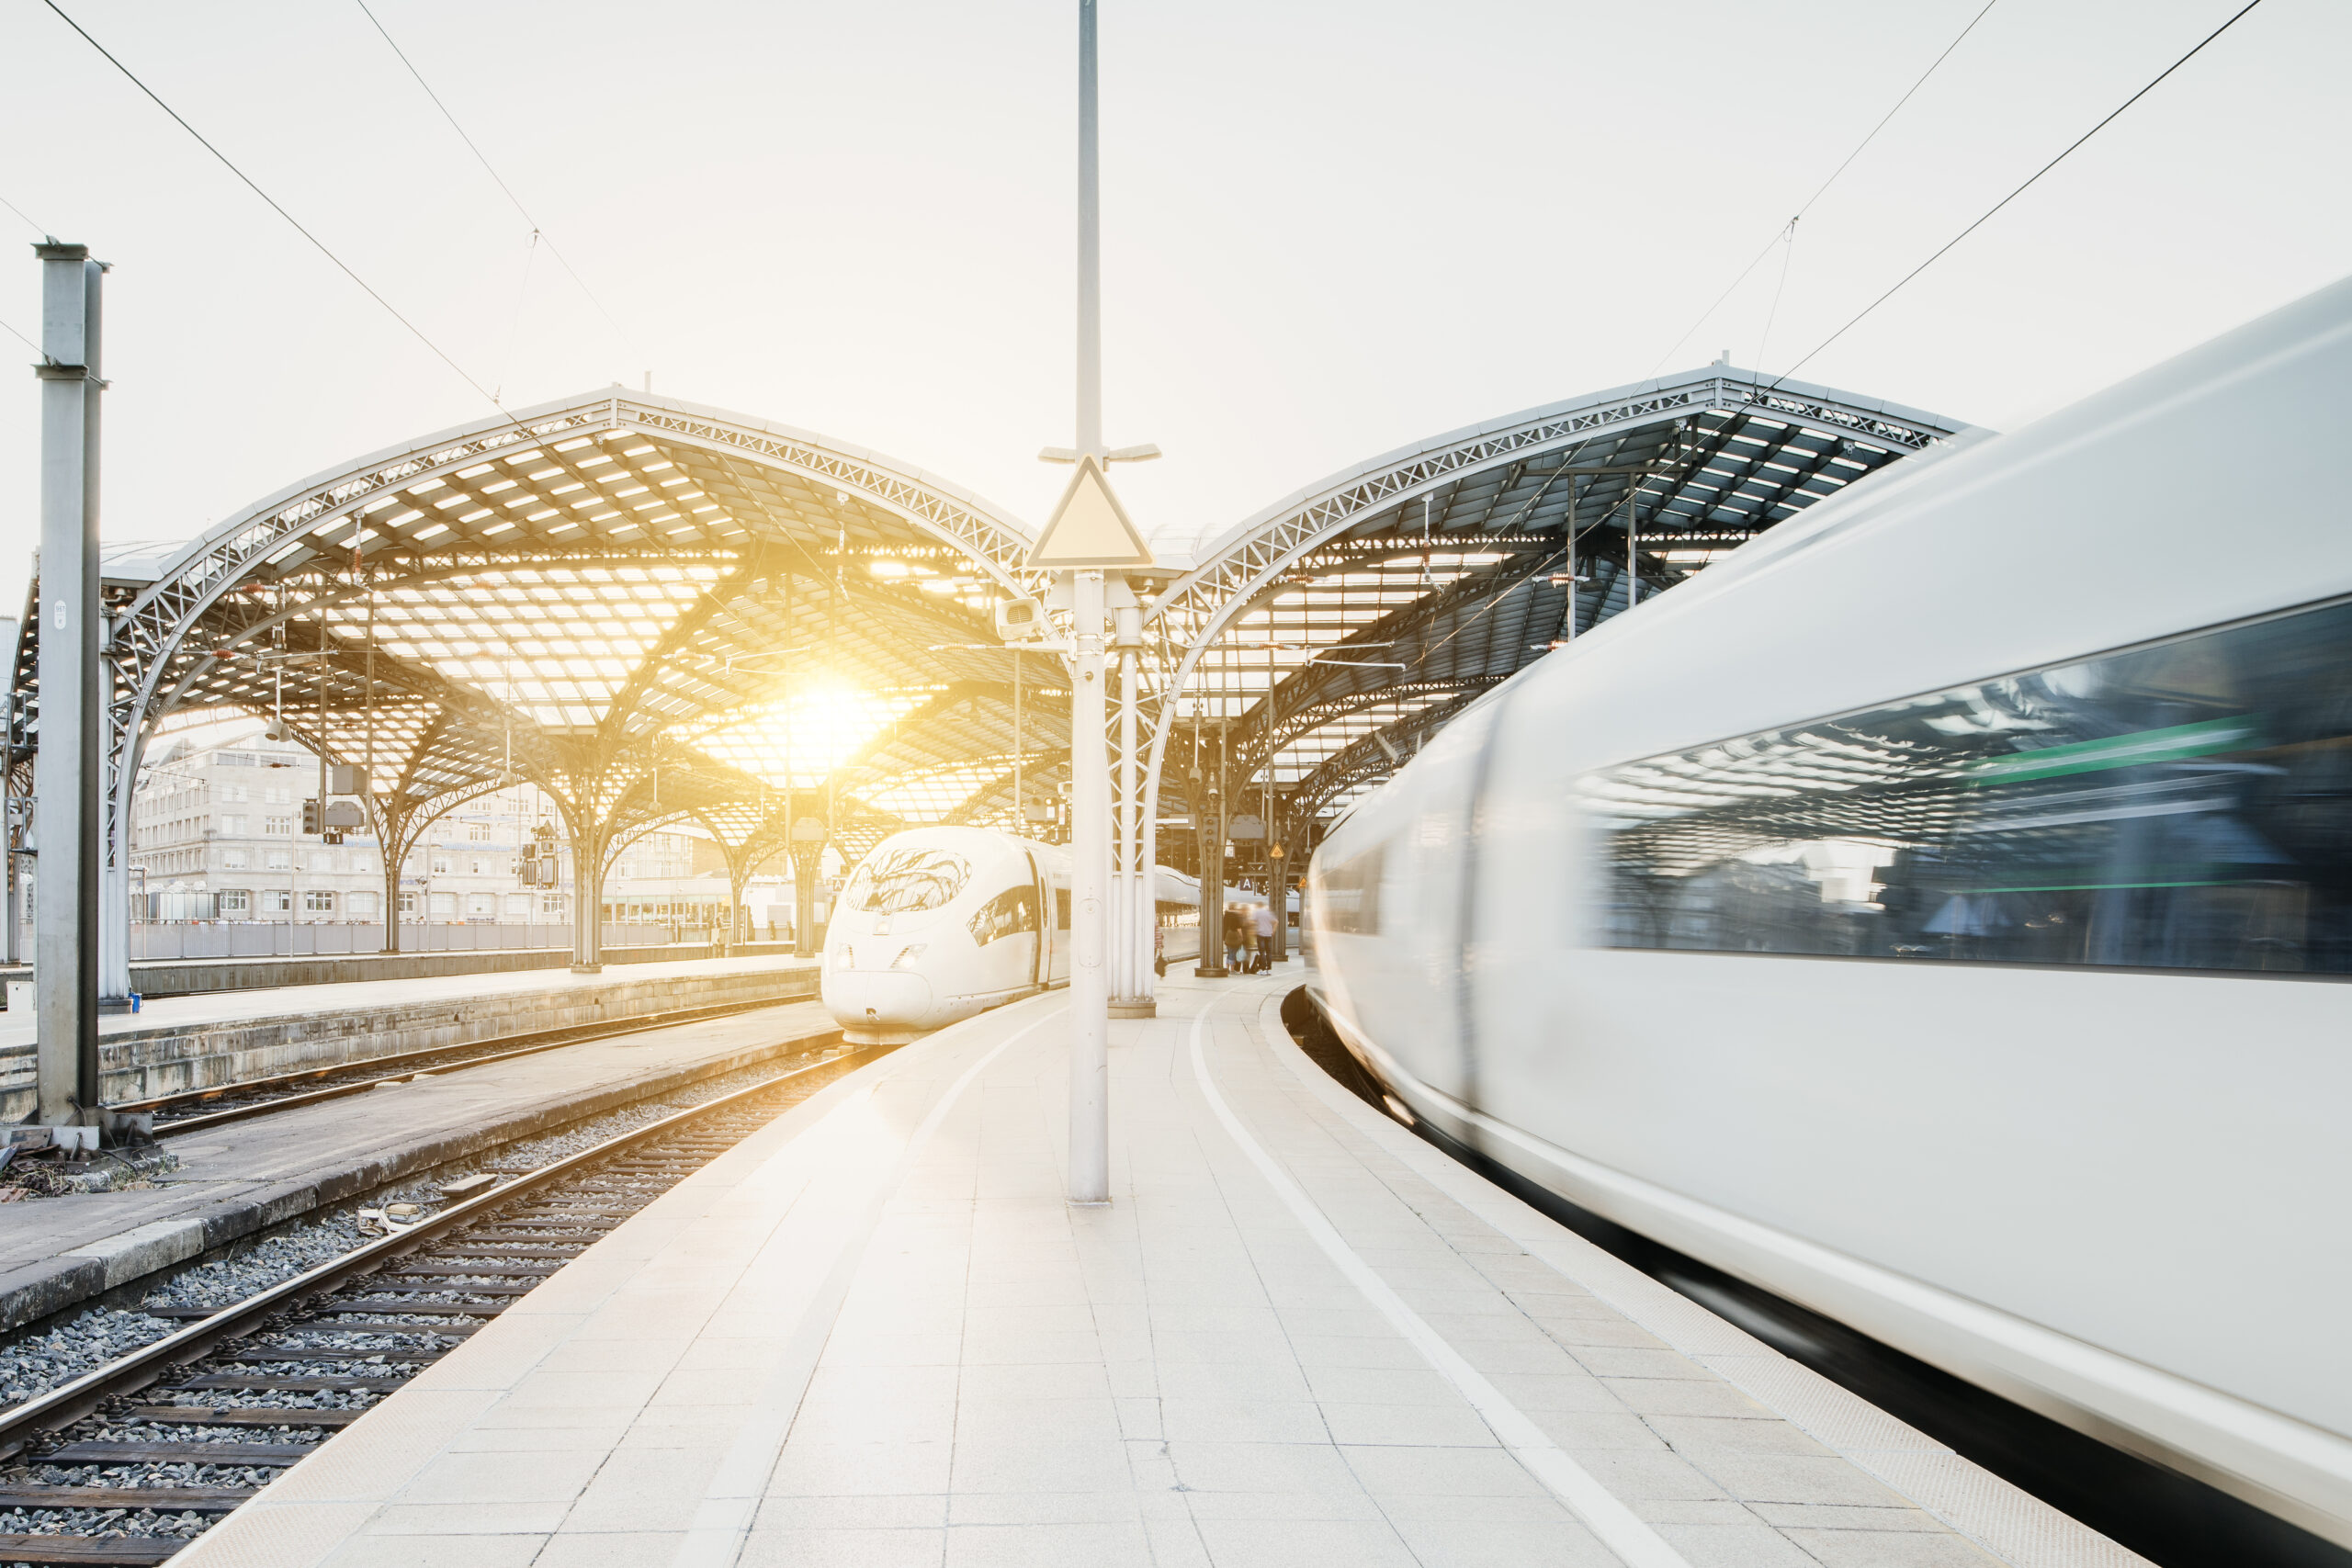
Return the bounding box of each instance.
[1566,477,1579,641]
[1012,649,1023,830]
[97,652,130,1006]
[1625,485,1638,609]
[1062,0,1112,1203]
[1115,637,1142,1005]
[1069,569,1110,1202]
[33,242,104,1124]
[1076,0,1102,460]
[1,623,19,969]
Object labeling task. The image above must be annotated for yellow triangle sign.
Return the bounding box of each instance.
[1027,454,1155,570]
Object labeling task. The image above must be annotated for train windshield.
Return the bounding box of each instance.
[843,847,973,914]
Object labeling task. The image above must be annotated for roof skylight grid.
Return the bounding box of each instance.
[49,383,1956,881]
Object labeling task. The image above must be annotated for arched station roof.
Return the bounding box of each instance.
[1147,366,1978,838]
[12,389,1075,868]
[8,367,1973,879]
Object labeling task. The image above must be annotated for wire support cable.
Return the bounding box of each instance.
[354,0,647,370]
[1650,0,2001,375]
[40,0,502,409]
[2,192,48,236]
[5,193,57,356]
[1771,0,2267,388]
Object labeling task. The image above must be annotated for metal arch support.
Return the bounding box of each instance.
[1132,370,1972,917]
[1237,677,1504,785]
[614,406,1043,600]
[1286,690,1489,822]
[1148,369,1956,638]
[101,393,1039,782]
[66,392,1046,988]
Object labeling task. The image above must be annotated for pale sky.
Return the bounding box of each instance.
[1,0,2344,621]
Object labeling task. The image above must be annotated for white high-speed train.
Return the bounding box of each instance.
[1307,276,2352,1547]
[821,826,1203,1043]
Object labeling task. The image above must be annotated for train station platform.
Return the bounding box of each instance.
[0,936,800,1002]
[0,993,839,1334]
[0,953,821,1122]
[182,967,2143,1568]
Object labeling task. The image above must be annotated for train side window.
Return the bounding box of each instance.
[1584,596,2352,976]
[968,886,1040,947]
[1056,888,1071,930]
[1320,843,1385,934]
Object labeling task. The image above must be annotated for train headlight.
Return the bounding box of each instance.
[891,943,928,970]
[834,946,855,971]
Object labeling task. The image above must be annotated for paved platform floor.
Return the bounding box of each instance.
[0,997,837,1331]
[0,953,818,1049]
[182,966,2145,1568]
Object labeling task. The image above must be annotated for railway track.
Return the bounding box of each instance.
[0,1043,883,1566]
[116,987,820,1137]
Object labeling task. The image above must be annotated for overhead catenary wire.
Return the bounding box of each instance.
[1770,0,2267,389]
[39,0,503,410]
[1,193,48,236]
[2,316,44,361]
[353,0,647,371]
[1649,0,2001,375]
[5,195,58,355]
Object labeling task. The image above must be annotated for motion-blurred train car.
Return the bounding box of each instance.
[1307,276,2352,1546]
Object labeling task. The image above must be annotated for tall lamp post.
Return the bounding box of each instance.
[1023,0,1158,1206]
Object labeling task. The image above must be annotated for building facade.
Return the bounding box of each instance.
[125,725,787,932]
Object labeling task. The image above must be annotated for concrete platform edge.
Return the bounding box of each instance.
[1250,991,2152,1568]
[0,1023,840,1337]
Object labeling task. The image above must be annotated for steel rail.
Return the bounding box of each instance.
[0,1041,877,1460]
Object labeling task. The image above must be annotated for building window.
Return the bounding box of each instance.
[265,850,292,870]
[466,822,492,841]
[264,784,292,805]
[303,890,335,912]
[219,752,256,769]
[469,857,486,875]
[220,784,249,803]
[346,891,379,917]
[431,856,451,875]
[262,889,292,913]
[220,889,251,914]
[309,853,333,873]
[503,893,534,919]
[221,814,248,835]
[397,891,419,917]
[264,816,290,836]
[466,893,496,917]
[429,892,457,918]
[221,850,248,870]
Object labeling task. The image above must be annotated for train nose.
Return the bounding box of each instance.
[822,970,935,1034]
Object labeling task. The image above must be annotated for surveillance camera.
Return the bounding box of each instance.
[994,596,1047,643]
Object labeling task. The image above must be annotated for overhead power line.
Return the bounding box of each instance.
[1771,0,2267,387]
[354,0,647,370]
[40,0,503,410]
[2,193,49,237]
[1650,1,2001,376]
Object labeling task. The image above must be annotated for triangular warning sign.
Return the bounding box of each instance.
[1027,455,1155,570]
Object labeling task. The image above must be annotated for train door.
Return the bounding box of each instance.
[1027,852,1052,989]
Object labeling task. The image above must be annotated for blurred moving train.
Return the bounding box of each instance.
[1306,276,2352,1548]
[821,826,1218,1043]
